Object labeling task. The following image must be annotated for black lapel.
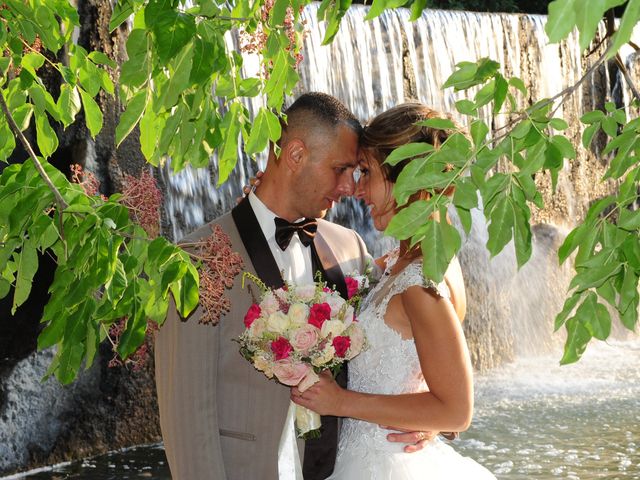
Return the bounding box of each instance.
[231,197,284,289]
[312,231,348,300]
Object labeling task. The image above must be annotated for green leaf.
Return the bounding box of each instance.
[87,50,117,68]
[120,29,150,88]
[163,43,194,108]
[170,259,199,318]
[581,110,606,124]
[509,77,527,95]
[545,0,577,43]
[217,102,242,184]
[79,88,103,138]
[551,135,576,160]
[146,0,196,62]
[609,0,640,57]
[569,262,621,292]
[452,177,478,210]
[560,315,591,365]
[455,99,477,116]
[420,220,452,283]
[601,116,618,137]
[493,74,509,113]
[384,143,434,166]
[554,293,581,331]
[115,89,147,147]
[409,0,428,21]
[190,37,217,84]
[11,239,38,314]
[12,103,34,132]
[475,79,496,108]
[470,120,489,148]
[618,266,638,315]
[246,108,281,155]
[385,199,432,240]
[139,107,159,163]
[549,118,569,130]
[618,209,640,231]
[443,62,478,90]
[582,122,600,149]
[110,0,134,31]
[20,52,45,78]
[35,114,58,158]
[417,118,457,130]
[56,84,82,128]
[486,195,514,257]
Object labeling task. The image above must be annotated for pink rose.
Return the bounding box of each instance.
[272,360,310,386]
[244,304,261,328]
[345,277,359,299]
[332,336,351,358]
[270,336,293,360]
[308,303,331,329]
[290,324,319,354]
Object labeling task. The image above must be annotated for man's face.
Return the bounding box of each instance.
[291,124,359,219]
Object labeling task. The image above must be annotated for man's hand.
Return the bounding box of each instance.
[381,425,437,453]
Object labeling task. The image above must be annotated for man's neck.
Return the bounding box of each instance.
[254,180,299,222]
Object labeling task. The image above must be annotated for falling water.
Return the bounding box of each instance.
[3,5,640,479]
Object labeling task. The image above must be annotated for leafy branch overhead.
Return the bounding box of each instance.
[0,0,639,387]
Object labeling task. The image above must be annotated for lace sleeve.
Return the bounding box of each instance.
[369,260,450,308]
[389,261,451,300]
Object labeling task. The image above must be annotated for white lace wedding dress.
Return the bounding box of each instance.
[327,255,495,479]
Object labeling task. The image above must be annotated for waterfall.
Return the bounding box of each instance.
[3,5,638,476]
[161,4,635,368]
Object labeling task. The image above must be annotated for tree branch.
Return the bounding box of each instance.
[615,53,640,103]
[0,90,69,210]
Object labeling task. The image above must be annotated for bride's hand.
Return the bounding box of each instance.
[290,370,345,416]
[235,170,264,204]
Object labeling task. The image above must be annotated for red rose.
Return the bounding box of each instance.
[332,336,351,358]
[345,277,359,299]
[308,303,332,328]
[244,304,262,328]
[271,336,293,360]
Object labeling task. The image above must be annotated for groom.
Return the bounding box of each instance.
[155,92,427,480]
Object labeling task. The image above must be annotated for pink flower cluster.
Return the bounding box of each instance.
[121,170,163,238]
[107,316,159,371]
[237,278,367,388]
[194,225,244,326]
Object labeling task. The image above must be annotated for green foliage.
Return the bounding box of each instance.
[1,0,639,388]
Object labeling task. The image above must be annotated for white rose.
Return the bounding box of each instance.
[295,284,317,302]
[260,292,280,315]
[341,305,355,326]
[345,324,366,359]
[253,355,274,378]
[267,311,290,334]
[248,317,268,339]
[312,345,336,367]
[321,319,346,338]
[288,303,309,326]
[326,295,346,316]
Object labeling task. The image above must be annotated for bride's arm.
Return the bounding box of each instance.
[291,286,474,433]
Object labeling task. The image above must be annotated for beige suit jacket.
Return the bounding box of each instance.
[155,203,370,480]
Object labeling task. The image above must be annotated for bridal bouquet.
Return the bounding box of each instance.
[237,273,368,438]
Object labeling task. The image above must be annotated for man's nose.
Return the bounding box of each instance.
[337,172,356,197]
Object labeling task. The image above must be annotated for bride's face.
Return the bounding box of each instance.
[355,153,396,231]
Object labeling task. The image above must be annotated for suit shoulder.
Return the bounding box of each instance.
[317,218,357,238]
[178,212,235,245]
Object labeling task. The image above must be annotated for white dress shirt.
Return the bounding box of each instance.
[248,191,314,285]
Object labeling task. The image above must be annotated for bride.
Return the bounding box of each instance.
[291,103,495,479]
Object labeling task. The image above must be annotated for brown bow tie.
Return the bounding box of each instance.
[274,217,318,251]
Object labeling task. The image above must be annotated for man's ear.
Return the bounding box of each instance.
[283,139,306,171]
